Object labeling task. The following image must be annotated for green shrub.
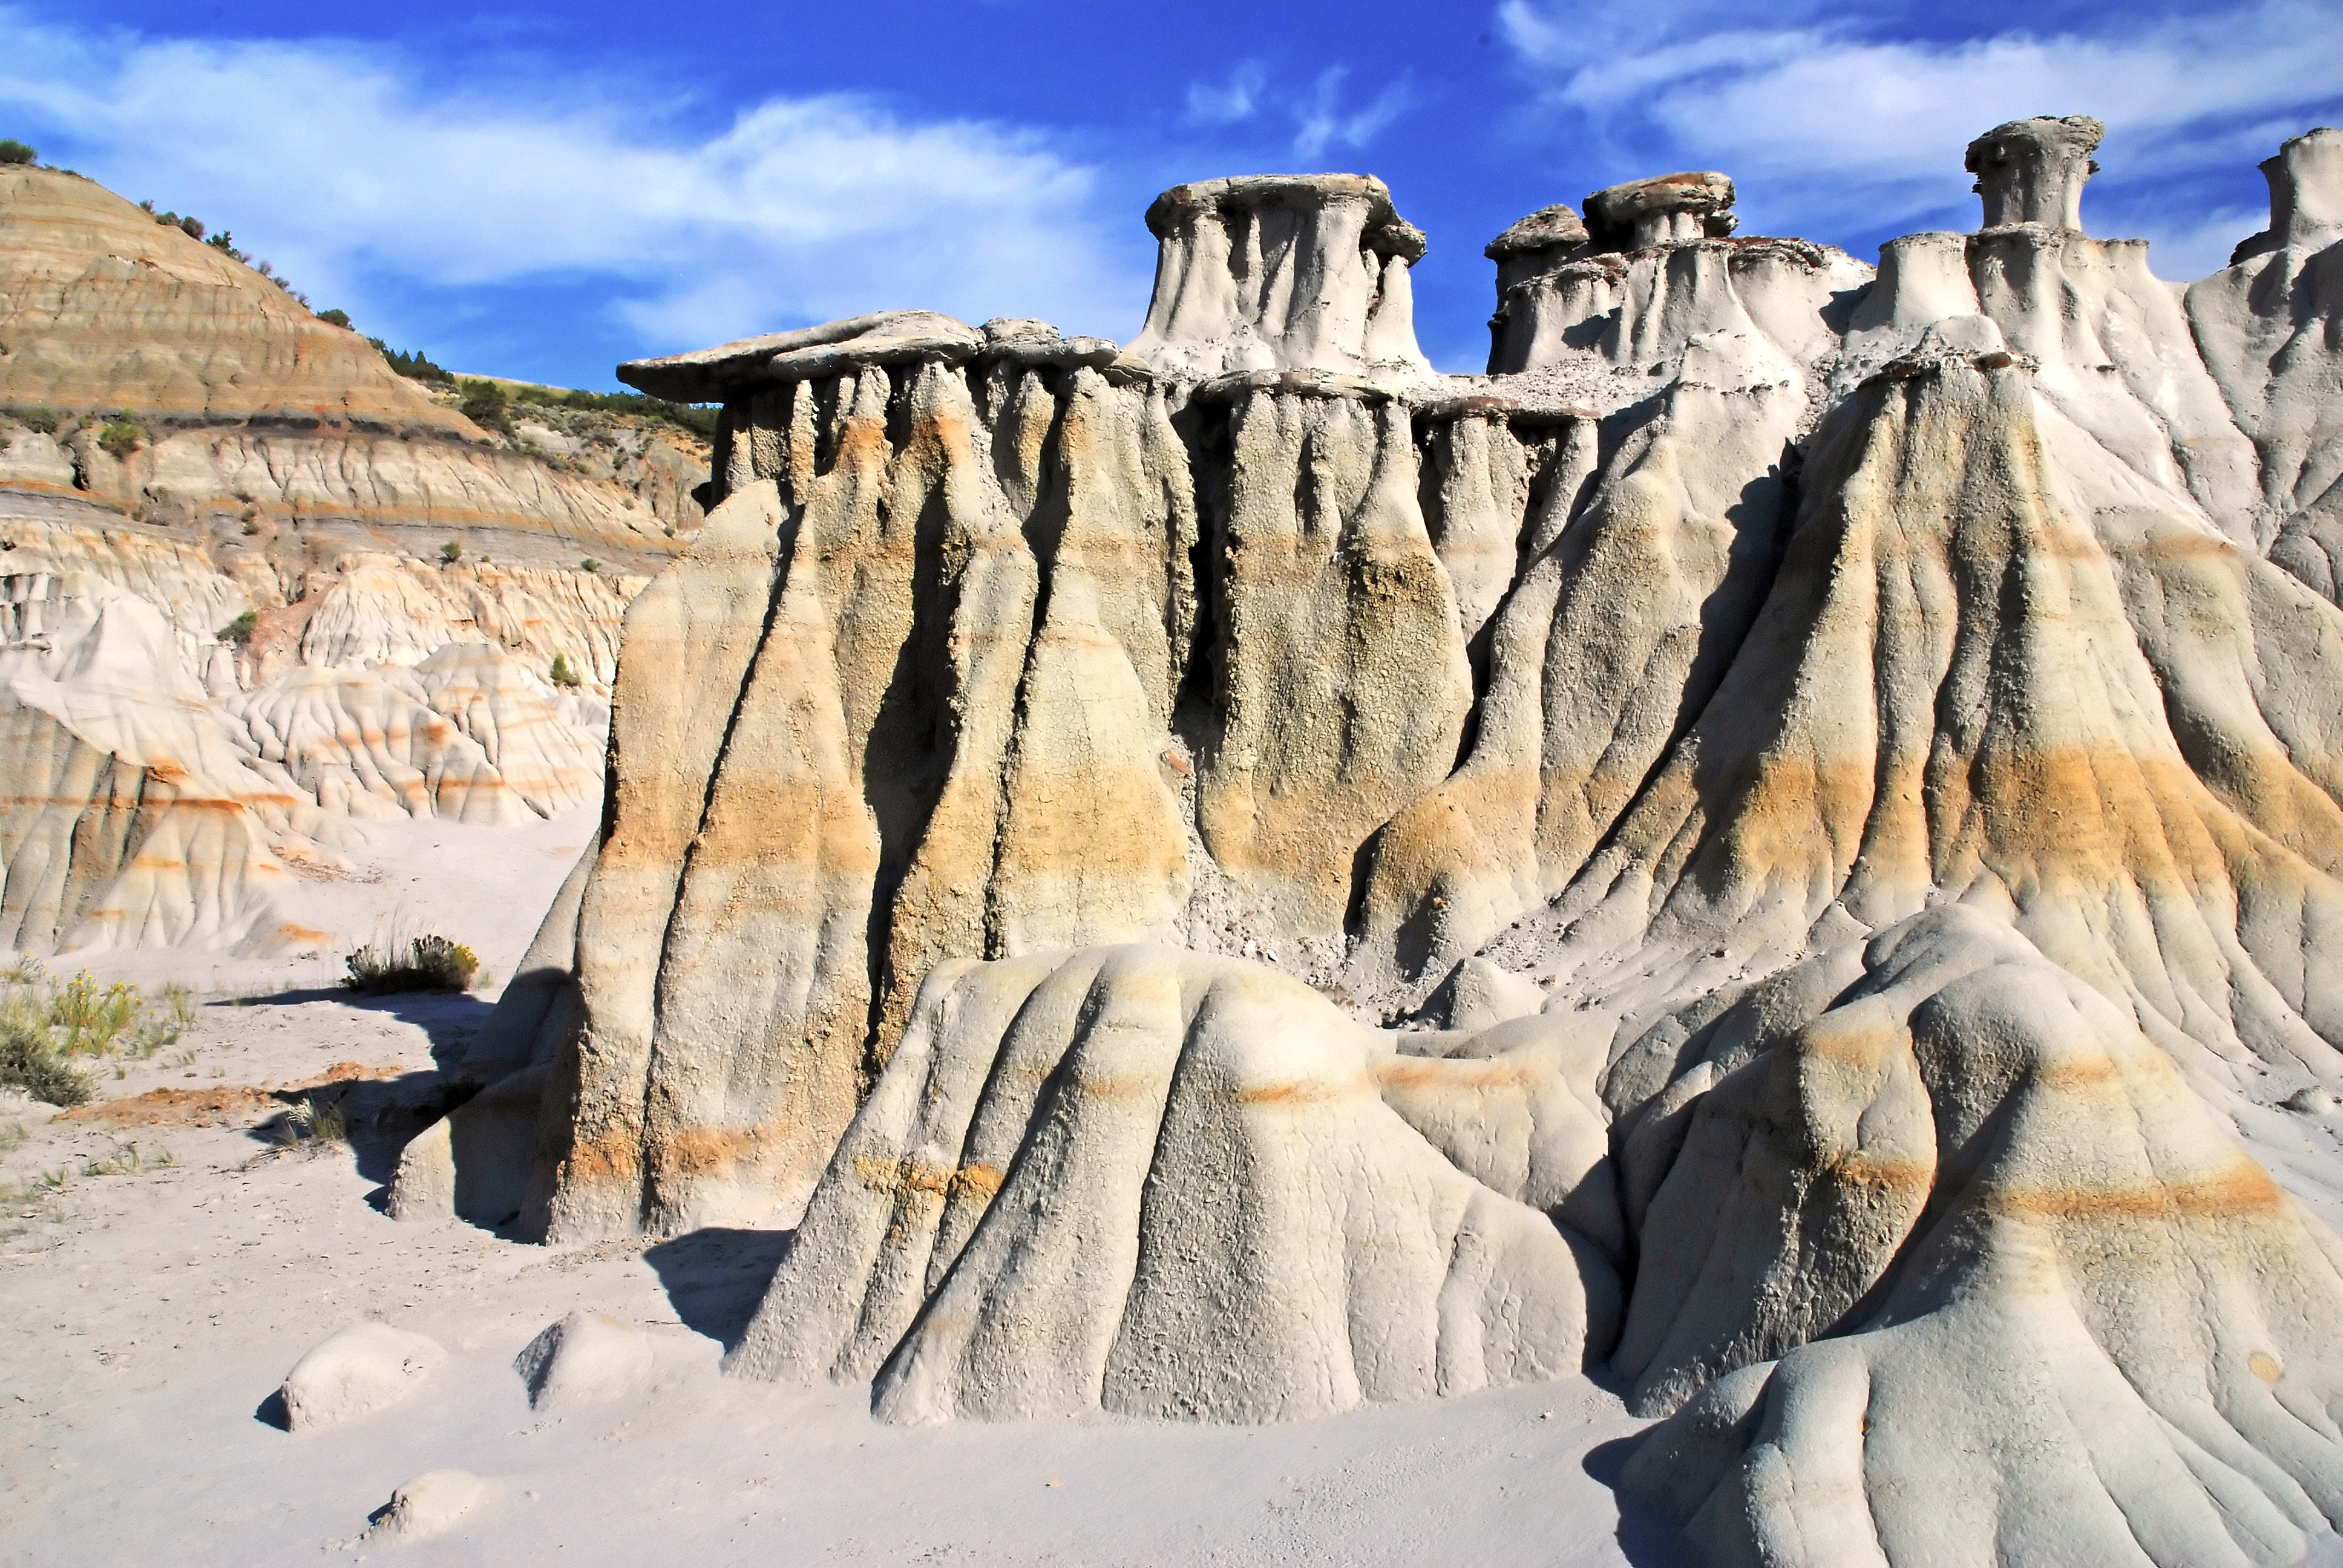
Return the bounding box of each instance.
[549,652,582,688]
[0,140,33,167]
[0,965,186,1106]
[459,379,513,435]
[510,382,716,439]
[315,307,351,329]
[579,557,600,573]
[96,420,143,459]
[342,935,479,995]
[5,407,61,436]
[218,609,259,646]
[0,1023,87,1106]
[270,1096,348,1151]
[370,339,456,386]
[439,539,463,564]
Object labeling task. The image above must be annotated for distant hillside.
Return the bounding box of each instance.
[0,163,707,577]
[0,161,718,961]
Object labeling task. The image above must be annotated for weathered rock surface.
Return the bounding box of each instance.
[278,1320,442,1431]
[364,1470,496,1541]
[729,946,1616,1424]
[513,1310,658,1413]
[2190,127,2343,595]
[0,161,689,958]
[470,122,2343,1566]
[1124,174,1431,381]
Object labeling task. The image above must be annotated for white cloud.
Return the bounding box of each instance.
[0,13,1153,358]
[1187,60,1267,125]
[1498,0,2343,270]
[1292,68,1414,160]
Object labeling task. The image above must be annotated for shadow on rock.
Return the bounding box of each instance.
[642,1228,795,1352]
[1584,1432,1684,1568]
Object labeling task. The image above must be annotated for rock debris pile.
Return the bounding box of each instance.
[401,120,2343,1565]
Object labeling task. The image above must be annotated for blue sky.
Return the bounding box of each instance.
[5,1,2339,385]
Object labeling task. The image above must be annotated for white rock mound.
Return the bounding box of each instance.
[365,1469,497,1542]
[513,1310,657,1413]
[729,946,1619,1425]
[278,1321,443,1431]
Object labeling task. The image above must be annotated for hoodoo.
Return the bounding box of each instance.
[407,120,2343,1566]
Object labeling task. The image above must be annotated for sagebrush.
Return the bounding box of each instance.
[343,935,479,995]
[0,964,190,1106]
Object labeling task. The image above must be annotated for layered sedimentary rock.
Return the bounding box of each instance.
[730,946,1616,1424]
[0,569,338,955]
[0,509,620,954]
[0,165,700,555]
[424,116,2343,1566]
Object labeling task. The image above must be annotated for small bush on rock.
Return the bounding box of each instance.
[218,610,259,646]
[315,307,351,329]
[0,140,35,166]
[459,379,513,435]
[549,652,582,688]
[439,540,462,564]
[344,935,479,995]
[96,420,143,459]
[10,407,62,436]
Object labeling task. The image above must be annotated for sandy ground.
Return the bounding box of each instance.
[65,794,603,1003]
[0,807,1680,1568]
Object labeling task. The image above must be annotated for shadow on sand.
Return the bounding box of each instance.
[1583,1431,1687,1568]
[643,1227,796,1352]
[211,985,496,1067]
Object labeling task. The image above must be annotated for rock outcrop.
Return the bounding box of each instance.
[2189,127,2343,594]
[425,121,2343,1566]
[0,509,621,956]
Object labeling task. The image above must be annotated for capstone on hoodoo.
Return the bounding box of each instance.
[407,122,2343,1568]
[1124,172,1431,381]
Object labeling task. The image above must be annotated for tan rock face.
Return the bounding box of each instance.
[0,168,461,430]
[501,127,2343,1566]
[1,165,699,564]
[1125,174,1431,380]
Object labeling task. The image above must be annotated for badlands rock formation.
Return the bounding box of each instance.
[0,163,698,957]
[416,119,2343,1564]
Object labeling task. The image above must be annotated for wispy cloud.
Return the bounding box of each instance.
[0,11,1153,363]
[1292,68,1414,160]
[1187,60,1268,125]
[1498,0,2343,275]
